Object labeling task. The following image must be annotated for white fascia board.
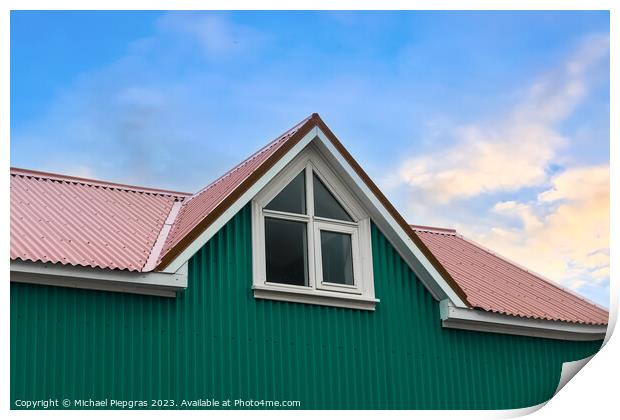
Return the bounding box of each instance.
[162,127,319,273]
[439,299,607,341]
[312,130,468,307]
[11,260,188,298]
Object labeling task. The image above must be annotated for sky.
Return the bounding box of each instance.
[10,11,610,307]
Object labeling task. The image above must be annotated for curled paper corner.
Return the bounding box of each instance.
[495,357,593,419]
[602,311,616,347]
[493,401,546,419]
[553,355,595,396]
[552,319,613,399]
[494,350,604,419]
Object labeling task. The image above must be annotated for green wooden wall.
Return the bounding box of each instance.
[10,204,602,409]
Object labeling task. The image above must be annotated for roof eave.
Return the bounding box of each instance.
[11,259,188,298]
[440,299,607,341]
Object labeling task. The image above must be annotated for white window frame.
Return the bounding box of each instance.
[313,221,361,294]
[251,146,377,310]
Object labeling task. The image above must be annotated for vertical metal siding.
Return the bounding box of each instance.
[11,204,602,409]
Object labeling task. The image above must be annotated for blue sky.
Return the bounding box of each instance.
[11,11,610,306]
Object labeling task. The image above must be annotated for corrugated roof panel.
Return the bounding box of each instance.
[411,226,608,325]
[10,168,190,271]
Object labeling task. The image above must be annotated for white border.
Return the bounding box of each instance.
[4,5,616,419]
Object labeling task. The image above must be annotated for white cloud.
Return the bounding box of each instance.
[471,164,609,295]
[538,164,609,203]
[492,200,543,231]
[386,33,609,305]
[397,122,564,203]
[156,12,267,57]
[391,33,609,203]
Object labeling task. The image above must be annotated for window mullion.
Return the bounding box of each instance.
[306,163,317,290]
[306,164,315,217]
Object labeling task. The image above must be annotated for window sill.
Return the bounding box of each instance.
[252,285,378,311]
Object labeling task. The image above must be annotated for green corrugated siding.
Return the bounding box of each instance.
[11,204,602,409]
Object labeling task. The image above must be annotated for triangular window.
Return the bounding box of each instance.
[265,171,306,214]
[313,174,353,222]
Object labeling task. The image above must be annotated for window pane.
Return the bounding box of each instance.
[320,231,354,286]
[313,174,353,221]
[265,218,309,286]
[265,171,306,214]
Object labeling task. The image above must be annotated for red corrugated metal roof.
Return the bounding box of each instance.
[411,225,608,325]
[10,167,190,271]
[156,115,314,266]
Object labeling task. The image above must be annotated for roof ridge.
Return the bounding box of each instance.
[410,224,457,235]
[142,200,184,272]
[457,234,609,313]
[10,167,192,198]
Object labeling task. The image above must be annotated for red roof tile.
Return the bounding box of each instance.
[11,167,190,271]
[411,225,608,325]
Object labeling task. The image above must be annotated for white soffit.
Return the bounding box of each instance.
[439,300,607,341]
[10,260,188,298]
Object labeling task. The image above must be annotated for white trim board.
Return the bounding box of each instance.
[11,260,188,298]
[253,286,378,311]
[439,300,607,341]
